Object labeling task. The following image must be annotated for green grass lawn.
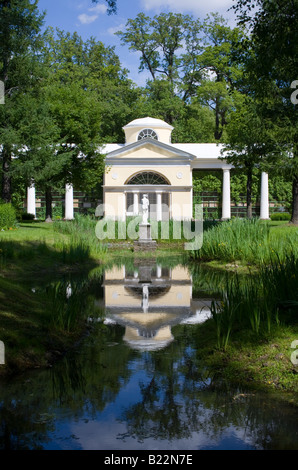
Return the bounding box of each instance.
[1,221,67,244]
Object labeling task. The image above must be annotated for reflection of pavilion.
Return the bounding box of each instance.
[103,262,212,351]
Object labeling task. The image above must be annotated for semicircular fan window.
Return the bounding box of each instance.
[127,172,169,185]
[138,128,158,141]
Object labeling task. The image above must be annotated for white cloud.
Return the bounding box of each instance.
[141,0,234,16]
[78,13,98,24]
[88,4,108,14]
[108,23,126,35]
[77,3,107,25]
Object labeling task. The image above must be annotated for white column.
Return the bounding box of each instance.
[260,172,270,219]
[190,169,193,219]
[157,192,162,221]
[117,193,126,221]
[222,168,231,220]
[157,265,162,278]
[27,183,36,218]
[133,192,139,215]
[65,183,74,220]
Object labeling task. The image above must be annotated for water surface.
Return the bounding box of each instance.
[1,257,298,450]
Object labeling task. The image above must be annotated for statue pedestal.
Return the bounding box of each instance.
[139,223,152,240]
[134,223,157,252]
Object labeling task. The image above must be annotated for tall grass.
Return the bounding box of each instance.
[47,278,89,331]
[260,253,298,314]
[211,276,242,350]
[54,215,107,259]
[191,218,298,264]
[210,254,298,350]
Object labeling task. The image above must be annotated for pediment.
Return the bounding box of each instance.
[106,138,195,161]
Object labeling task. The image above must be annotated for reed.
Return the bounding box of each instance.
[191,218,298,264]
[210,275,242,350]
[48,279,87,331]
[54,216,107,259]
[210,254,298,349]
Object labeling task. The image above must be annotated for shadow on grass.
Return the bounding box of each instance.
[0,237,102,273]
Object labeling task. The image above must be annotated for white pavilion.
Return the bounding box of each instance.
[26,117,270,221]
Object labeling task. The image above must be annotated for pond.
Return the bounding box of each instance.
[0,256,298,450]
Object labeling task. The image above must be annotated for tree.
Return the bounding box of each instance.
[10,89,71,221]
[232,0,298,224]
[37,28,139,218]
[116,13,203,97]
[0,0,45,202]
[117,12,247,140]
[196,13,246,141]
[223,98,276,218]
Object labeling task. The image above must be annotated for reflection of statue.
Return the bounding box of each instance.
[142,285,149,313]
[141,194,149,224]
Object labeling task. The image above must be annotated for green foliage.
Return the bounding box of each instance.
[0,0,46,202]
[117,12,246,139]
[193,171,222,193]
[232,0,298,223]
[0,202,17,229]
[270,212,291,221]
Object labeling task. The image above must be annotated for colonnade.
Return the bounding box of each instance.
[26,171,270,220]
[26,183,74,220]
[221,169,270,220]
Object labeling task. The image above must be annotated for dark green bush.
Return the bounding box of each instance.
[270,212,291,221]
[0,202,17,229]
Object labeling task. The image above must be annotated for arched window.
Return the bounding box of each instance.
[138,128,158,141]
[126,172,169,185]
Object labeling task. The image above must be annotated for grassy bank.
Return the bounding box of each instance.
[174,318,298,406]
[0,220,109,273]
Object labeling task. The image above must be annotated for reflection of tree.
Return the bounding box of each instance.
[0,373,56,449]
[120,374,190,442]
[0,323,136,449]
[50,323,136,413]
[117,340,298,448]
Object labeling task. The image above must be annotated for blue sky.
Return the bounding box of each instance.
[37,0,236,86]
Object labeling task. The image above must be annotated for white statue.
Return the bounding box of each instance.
[141,194,149,224]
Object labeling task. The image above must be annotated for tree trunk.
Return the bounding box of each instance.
[45,187,53,222]
[1,147,12,203]
[291,174,298,225]
[246,167,253,219]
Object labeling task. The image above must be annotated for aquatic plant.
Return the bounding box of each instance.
[54,215,107,258]
[191,218,298,264]
[48,279,87,332]
[210,254,298,349]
